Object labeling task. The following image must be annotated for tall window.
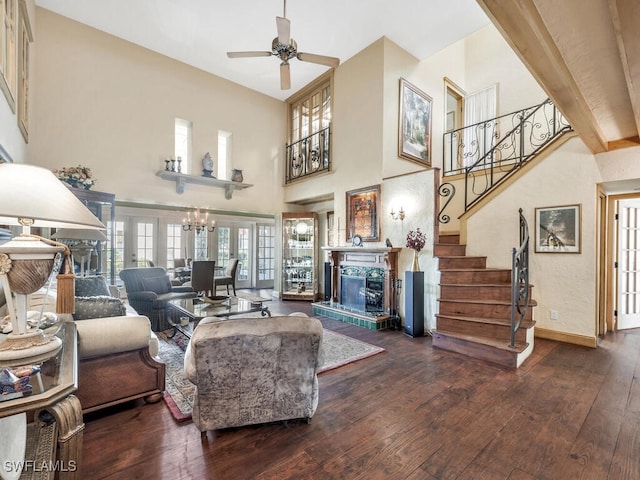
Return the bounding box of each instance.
[109,220,125,282]
[257,225,275,282]
[0,0,17,110]
[175,118,192,173]
[289,75,332,144]
[194,231,208,261]
[166,224,182,269]
[218,130,232,180]
[237,227,250,282]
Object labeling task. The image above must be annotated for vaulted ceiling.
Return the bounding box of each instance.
[477,0,640,154]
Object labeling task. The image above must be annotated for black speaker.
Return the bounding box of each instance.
[404,271,424,337]
[324,262,332,301]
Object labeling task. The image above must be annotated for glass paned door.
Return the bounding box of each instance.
[257,224,275,288]
[119,216,158,272]
[617,199,640,330]
[215,223,252,290]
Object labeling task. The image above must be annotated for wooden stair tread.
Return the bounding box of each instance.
[433,330,529,353]
[439,268,511,272]
[440,283,535,287]
[438,298,538,307]
[436,313,535,329]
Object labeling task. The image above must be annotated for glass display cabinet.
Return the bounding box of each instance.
[282,212,318,301]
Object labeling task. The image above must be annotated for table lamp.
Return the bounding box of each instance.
[0,163,105,366]
[51,228,108,277]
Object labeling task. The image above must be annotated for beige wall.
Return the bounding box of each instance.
[466,137,599,339]
[29,8,286,214]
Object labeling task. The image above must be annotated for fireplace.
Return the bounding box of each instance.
[312,246,401,330]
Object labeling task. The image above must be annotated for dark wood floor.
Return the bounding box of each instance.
[81,292,640,479]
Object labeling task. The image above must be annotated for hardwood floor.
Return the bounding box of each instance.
[81,292,640,479]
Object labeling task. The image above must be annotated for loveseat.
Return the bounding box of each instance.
[119,267,196,331]
[0,276,166,414]
[183,315,323,435]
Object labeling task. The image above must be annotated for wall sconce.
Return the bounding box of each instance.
[390,207,405,221]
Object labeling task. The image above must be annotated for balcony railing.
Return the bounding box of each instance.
[285,127,331,184]
[442,99,572,212]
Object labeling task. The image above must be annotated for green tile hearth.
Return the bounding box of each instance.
[312,303,390,330]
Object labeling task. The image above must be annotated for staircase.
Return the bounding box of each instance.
[432,233,535,368]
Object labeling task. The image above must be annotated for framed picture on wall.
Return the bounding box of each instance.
[398,78,432,167]
[346,185,380,242]
[535,204,581,253]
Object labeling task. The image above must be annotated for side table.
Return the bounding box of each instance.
[0,322,83,479]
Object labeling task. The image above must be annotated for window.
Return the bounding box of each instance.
[217,227,230,269]
[218,130,232,180]
[16,0,30,142]
[175,118,192,173]
[109,220,125,282]
[289,75,331,144]
[463,84,497,169]
[0,0,16,110]
[166,224,182,269]
[285,72,333,183]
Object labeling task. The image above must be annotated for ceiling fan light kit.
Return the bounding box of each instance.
[227,1,340,90]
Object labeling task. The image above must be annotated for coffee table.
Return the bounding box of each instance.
[167,295,272,339]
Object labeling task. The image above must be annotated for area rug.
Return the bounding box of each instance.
[156,326,385,422]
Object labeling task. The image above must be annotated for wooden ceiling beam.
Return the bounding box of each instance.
[476,0,609,153]
[609,0,640,140]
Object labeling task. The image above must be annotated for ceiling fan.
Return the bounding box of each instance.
[226,0,340,90]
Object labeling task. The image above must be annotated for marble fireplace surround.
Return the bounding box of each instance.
[313,246,401,330]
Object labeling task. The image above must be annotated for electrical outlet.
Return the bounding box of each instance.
[550,310,559,320]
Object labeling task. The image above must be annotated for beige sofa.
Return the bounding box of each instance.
[184,315,323,436]
[1,285,165,414]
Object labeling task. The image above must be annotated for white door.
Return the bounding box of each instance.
[215,223,252,289]
[121,216,158,269]
[256,224,276,289]
[617,199,640,329]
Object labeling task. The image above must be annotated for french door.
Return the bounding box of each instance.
[117,216,158,272]
[215,223,252,289]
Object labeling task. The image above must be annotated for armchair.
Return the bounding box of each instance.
[119,267,196,331]
[183,315,323,435]
[214,258,239,295]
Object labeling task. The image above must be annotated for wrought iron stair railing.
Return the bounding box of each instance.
[285,127,331,184]
[510,208,530,349]
[442,98,572,214]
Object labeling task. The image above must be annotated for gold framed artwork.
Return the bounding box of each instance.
[398,78,432,167]
[346,185,380,243]
[535,204,581,253]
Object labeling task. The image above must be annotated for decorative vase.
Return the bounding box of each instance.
[231,169,244,183]
[412,249,421,272]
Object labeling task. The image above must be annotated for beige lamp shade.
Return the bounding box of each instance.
[0,164,105,230]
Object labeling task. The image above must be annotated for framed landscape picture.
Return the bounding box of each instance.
[346,185,380,242]
[535,204,581,253]
[398,78,432,167]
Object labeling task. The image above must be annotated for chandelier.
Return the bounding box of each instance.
[182,209,216,233]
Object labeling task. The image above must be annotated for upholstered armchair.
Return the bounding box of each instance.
[183,315,323,436]
[214,258,240,295]
[119,267,196,331]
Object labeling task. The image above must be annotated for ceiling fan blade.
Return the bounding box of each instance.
[297,52,340,68]
[276,16,290,45]
[227,51,272,58]
[280,62,291,90]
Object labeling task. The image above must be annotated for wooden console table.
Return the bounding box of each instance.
[0,323,83,479]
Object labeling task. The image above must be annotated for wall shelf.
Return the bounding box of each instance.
[156,171,253,199]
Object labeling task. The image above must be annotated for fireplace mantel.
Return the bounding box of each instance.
[319,246,402,329]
